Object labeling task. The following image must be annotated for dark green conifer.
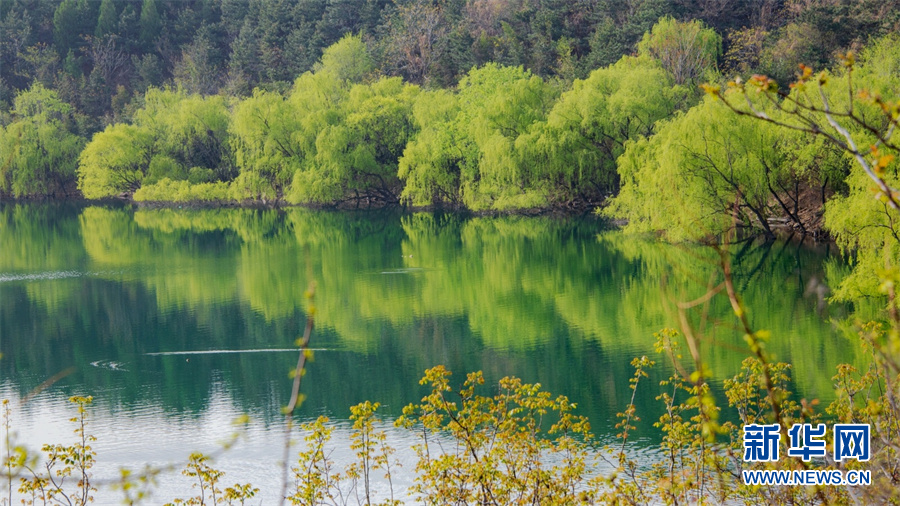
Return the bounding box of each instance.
[95,0,118,39]
[139,0,161,51]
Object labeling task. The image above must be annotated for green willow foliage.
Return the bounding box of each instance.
[613,33,900,307]
[518,56,679,203]
[399,63,559,210]
[78,123,154,199]
[610,34,897,244]
[5,18,899,312]
[228,87,302,201]
[0,84,83,197]
[288,76,419,205]
[229,34,420,204]
[636,15,721,86]
[79,88,232,199]
[609,96,795,241]
[70,24,692,210]
[398,56,681,210]
[819,35,900,303]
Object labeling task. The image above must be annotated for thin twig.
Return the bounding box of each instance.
[279,281,316,505]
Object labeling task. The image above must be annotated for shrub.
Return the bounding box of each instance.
[133,178,232,203]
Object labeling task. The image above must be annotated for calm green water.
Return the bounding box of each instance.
[0,202,860,502]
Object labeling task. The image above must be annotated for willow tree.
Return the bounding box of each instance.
[78,87,233,199]
[637,16,721,86]
[314,33,374,83]
[606,95,804,241]
[456,64,557,210]
[398,63,557,210]
[705,34,900,302]
[288,76,419,204]
[820,39,900,302]
[78,123,153,198]
[288,37,423,205]
[135,88,234,183]
[0,84,84,197]
[229,88,305,201]
[517,56,678,205]
[701,35,900,505]
[232,36,385,204]
[397,89,464,207]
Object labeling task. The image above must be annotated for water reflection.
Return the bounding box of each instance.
[0,202,859,501]
[0,384,424,504]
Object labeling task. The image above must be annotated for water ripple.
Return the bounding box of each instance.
[0,270,84,282]
[145,348,332,356]
[90,360,129,371]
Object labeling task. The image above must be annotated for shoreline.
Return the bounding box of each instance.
[1,194,832,245]
[1,193,608,218]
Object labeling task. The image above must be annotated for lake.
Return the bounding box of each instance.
[0,202,860,503]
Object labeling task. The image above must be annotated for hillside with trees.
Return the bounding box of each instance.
[1,0,899,237]
[3,0,898,109]
[4,3,900,503]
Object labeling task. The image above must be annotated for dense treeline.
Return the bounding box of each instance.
[4,20,699,208]
[0,0,900,200]
[1,2,899,276]
[61,30,695,210]
[4,0,896,114]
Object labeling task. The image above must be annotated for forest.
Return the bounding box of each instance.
[4,2,900,503]
[1,0,898,309]
[0,2,897,214]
